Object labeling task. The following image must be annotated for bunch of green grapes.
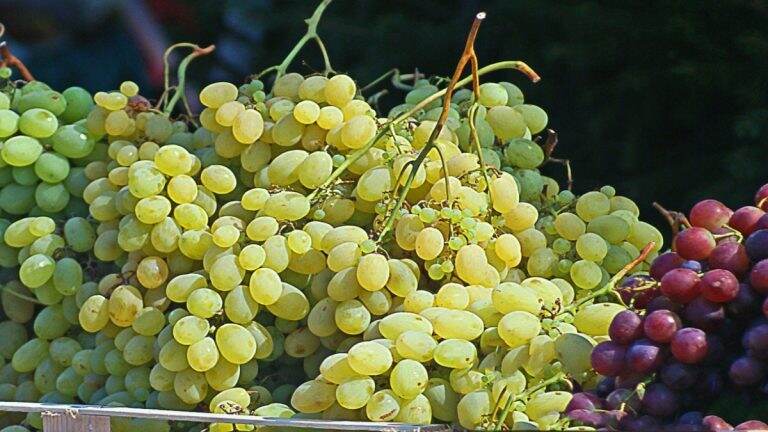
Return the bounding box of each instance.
[0,79,101,218]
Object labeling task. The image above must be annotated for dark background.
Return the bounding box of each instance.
[1,0,766,235]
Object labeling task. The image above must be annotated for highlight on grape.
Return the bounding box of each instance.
[0,1,760,431]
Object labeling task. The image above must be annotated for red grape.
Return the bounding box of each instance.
[699,269,739,303]
[683,297,725,331]
[755,183,768,210]
[609,310,644,345]
[670,328,708,364]
[729,356,765,386]
[641,383,679,417]
[646,295,681,313]
[660,268,701,304]
[708,241,750,278]
[735,420,768,431]
[625,339,664,374]
[650,252,684,280]
[729,206,765,236]
[689,199,732,231]
[566,392,603,412]
[702,415,733,432]
[660,361,698,389]
[591,341,626,377]
[750,259,768,294]
[644,309,681,343]
[674,227,716,260]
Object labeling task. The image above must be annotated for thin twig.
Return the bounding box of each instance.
[0,39,34,81]
[164,44,215,116]
[276,0,334,78]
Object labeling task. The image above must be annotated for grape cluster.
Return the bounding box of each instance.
[571,185,768,430]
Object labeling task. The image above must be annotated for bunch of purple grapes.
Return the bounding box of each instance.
[567,184,768,431]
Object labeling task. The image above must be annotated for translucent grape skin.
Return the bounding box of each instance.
[699,269,739,303]
[608,310,644,345]
[625,339,663,374]
[688,199,732,231]
[659,268,700,304]
[729,206,765,236]
[649,252,684,280]
[590,341,626,377]
[673,227,716,260]
[643,309,680,343]
[670,328,707,364]
[708,242,750,278]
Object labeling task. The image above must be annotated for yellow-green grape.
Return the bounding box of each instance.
[297,75,328,102]
[457,390,492,430]
[570,259,602,290]
[287,230,312,254]
[166,273,207,303]
[526,391,572,422]
[187,337,219,372]
[139,141,160,160]
[159,339,189,372]
[200,82,238,108]
[167,175,198,204]
[136,256,169,289]
[293,100,321,125]
[347,341,393,376]
[395,331,437,362]
[395,393,432,424]
[306,299,337,338]
[134,195,172,224]
[29,217,55,237]
[455,244,488,285]
[432,310,484,340]
[173,203,208,230]
[266,283,309,321]
[341,115,377,149]
[269,99,295,121]
[434,339,476,369]
[187,288,223,319]
[403,291,435,313]
[241,188,269,211]
[272,72,304,98]
[238,244,265,271]
[209,254,245,292]
[478,82,509,106]
[173,316,210,345]
[214,100,245,126]
[209,387,250,413]
[327,242,361,272]
[174,368,208,404]
[205,358,240,391]
[79,295,110,332]
[215,324,256,365]
[515,228,547,257]
[355,253,389,291]
[335,299,371,335]
[504,202,538,231]
[379,312,433,340]
[212,225,240,248]
[19,254,55,288]
[486,106,526,141]
[321,225,368,252]
[317,106,344,130]
[573,303,625,336]
[248,268,282,305]
[359,289,391,315]
[554,212,586,241]
[223,286,259,325]
[491,282,541,315]
[324,75,356,108]
[262,234,290,272]
[357,165,392,201]
[423,378,459,422]
[575,233,608,262]
[232,109,264,144]
[527,247,558,277]
[119,80,139,96]
[336,376,375,410]
[390,359,428,399]
[575,191,610,222]
[498,311,541,348]
[298,151,332,189]
[386,259,418,297]
[108,285,143,327]
[435,283,469,310]
[587,214,630,245]
[200,165,236,195]
[291,379,336,414]
[262,191,311,221]
[493,234,522,267]
[284,327,320,358]
[514,104,548,134]
[245,216,278,242]
[414,227,444,261]
[318,353,355,384]
[627,221,663,252]
[366,389,401,421]
[132,307,165,336]
[521,277,563,309]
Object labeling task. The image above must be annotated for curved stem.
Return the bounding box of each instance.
[162,43,200,93]
[493,372,567,430]
[468,103,493,217]
[275,0,333,78]
[0,40,34,82]
[393,60,540,124]
[313,35,334,75]
[164,44,215,116]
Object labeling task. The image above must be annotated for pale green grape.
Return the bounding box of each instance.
[570,259,603,289]
[366,389,401,421]
[347,341,393,376]
[291,379,336,413]
[390,359,428,399]
[215,324,256,364]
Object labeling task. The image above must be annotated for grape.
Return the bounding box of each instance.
[625,339,662,374]
[683,297,725,331]
[660,268,700,304]
[644,309,681,343]
[689,199,732,230]
[670,328,708,364]
[729,206,765,235]
[674,227,716,260]
[699,269,739,303]
[608,310,644,344]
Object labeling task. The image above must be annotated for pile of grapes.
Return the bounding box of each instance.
[565,190,768,431]
[0,1,762,431]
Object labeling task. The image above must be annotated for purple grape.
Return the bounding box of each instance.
[695,370,724,398]
[670,328,708,364]
[660,269,701,304]
[683,297,725,331]
[736,420,768,431]
[651,252,685,280]
[566,392,603,412]
[621,415,661,432]
[700,269,739,303]
[625,339,664,374]
[591,341,626,376]
[708,241,751,278]
[605,388,640,411]
[727,283,760,316]
[729,356,766,386]
[596,377,615,397]
[609,310,644,345]
[641,383,679,417]
[690,199,732,231]
[647,295,681,313]
[703,335,725,365]
[567,409,607,427]
[681,260,703,272]
[661,362,698,389]
[644,309,682,343]
[756,183,768,210]
[746,229,768,261]
[674,227,716,260]
[750,259,768,294]
[729,206,765,236]
[676,411,705,432]
[702,415,733,432]
[615,372,645,389]
[745,324,768,359]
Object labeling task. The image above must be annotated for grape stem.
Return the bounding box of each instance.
[359,68,421,94]
[492,372,567,430]
[275,0,334,78]
[376,12,489,243]
[652,202,690,236]
[163,44,215,116]
[0,24,34,82]
[468,103,494,218]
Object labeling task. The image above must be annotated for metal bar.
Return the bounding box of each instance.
[0,402,453,432]
[42,411,111,432]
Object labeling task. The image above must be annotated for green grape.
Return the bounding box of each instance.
[19,254,55,288]
[570,259,603,290]
[366,389,401,421]
[513,104,548,134]
[159,340,189,372]
[2,136,43,167]
[173,368,208,404]
[291,379,336,414]
[347,341,393,376]
[123,335,155,366]
[390,359,428,399]
[575,233,608,262]
[173,316,210,346]
[336,376,375,410]
[457,390,492,430]
[215,324,256,365]
[19,108,58,138]
[187,337,219,372]
[424,378,459,422]
[0,321,28,360]
[504,138,544,169]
